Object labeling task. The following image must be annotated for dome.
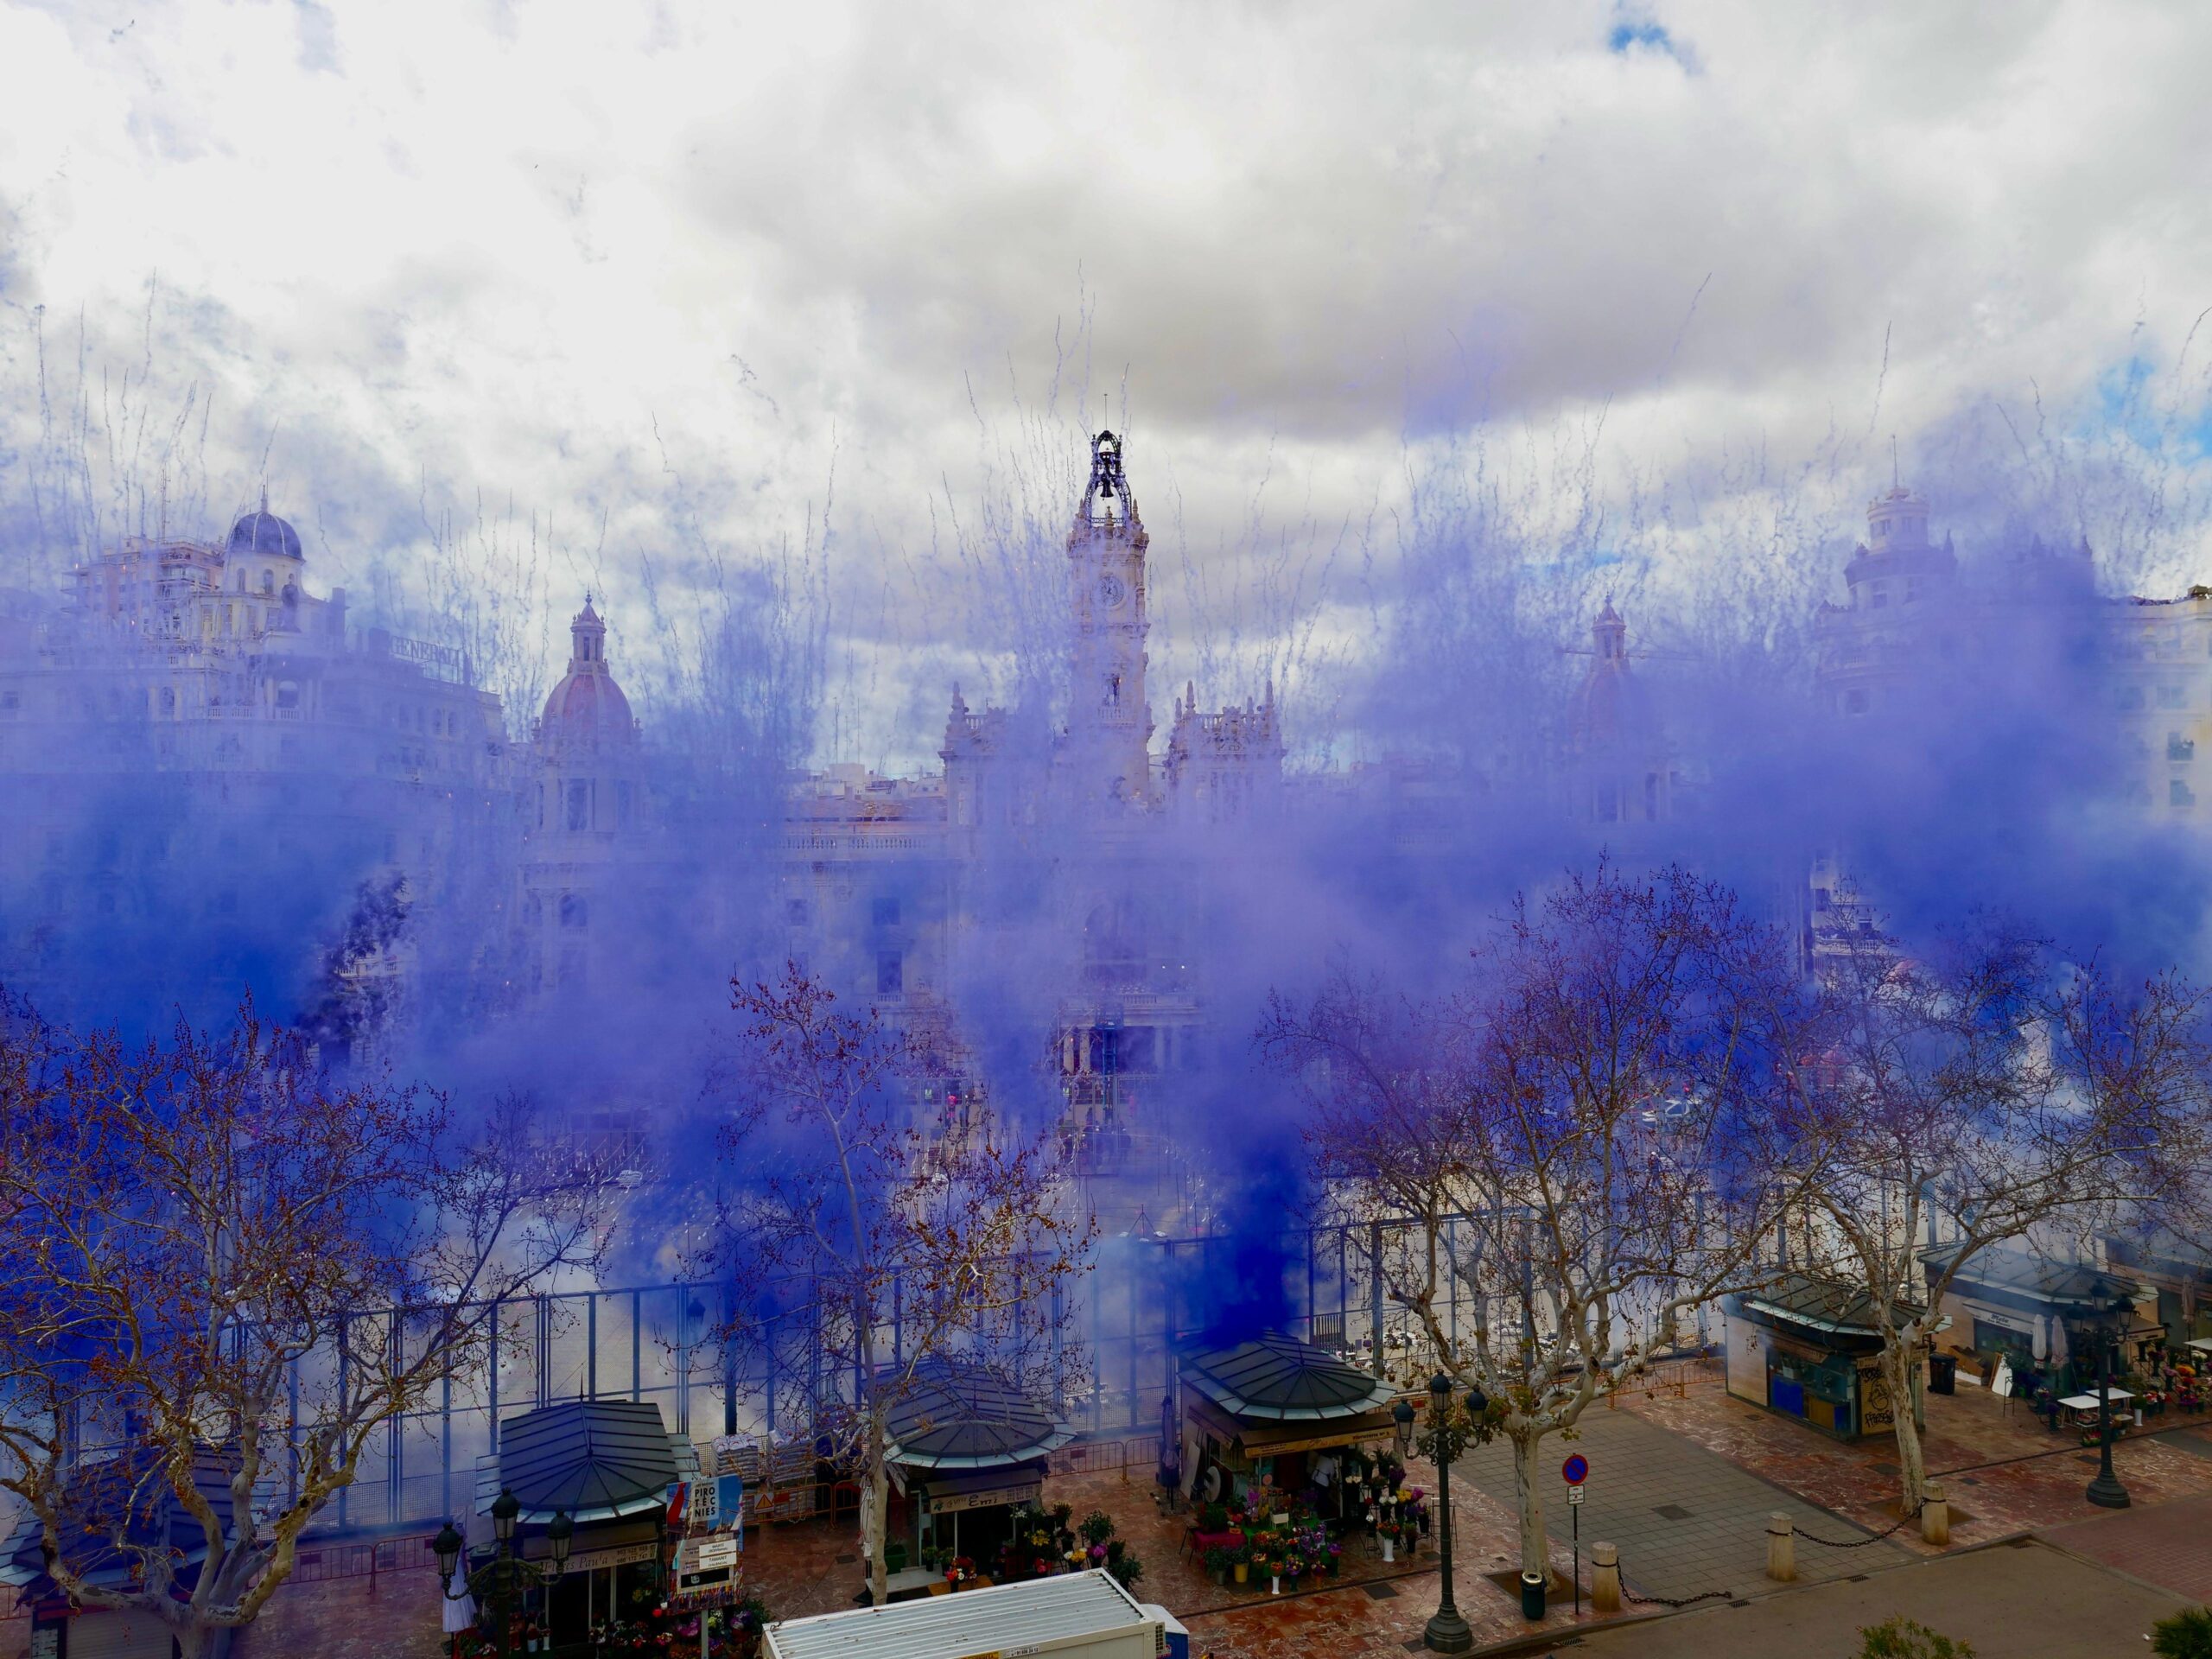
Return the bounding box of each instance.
[541,665,635,735]
[229,506,302,560]
[538,596,636,745]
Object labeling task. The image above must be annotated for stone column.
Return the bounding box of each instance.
[1920,1481,1949,1547]
[1765,1512,1796,1582]
[1590,1541,1621,1613]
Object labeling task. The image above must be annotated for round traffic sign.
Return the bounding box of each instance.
[1561,1453,1589,1485]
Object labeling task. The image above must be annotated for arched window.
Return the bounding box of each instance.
[559,894,588,930]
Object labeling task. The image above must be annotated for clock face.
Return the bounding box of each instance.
[1097,574,1128,608]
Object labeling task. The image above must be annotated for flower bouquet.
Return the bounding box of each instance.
[1282,1552,1306,1589]
[945,1554,977,1587]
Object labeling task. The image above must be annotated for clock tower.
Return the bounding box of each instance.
[1066,429,1154,809]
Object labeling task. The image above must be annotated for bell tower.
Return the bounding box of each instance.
[1066,430,1153,809]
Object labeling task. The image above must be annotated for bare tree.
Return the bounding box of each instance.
[1797,925,2212,1511]
[703,964,1095,1606]
[1265,864,1821,1584]
[0,995,612,1659]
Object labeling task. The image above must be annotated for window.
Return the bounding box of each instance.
[566,779,591,831]
[872,896,900,928]
[786,898,810,927]
[275,681,299,710]
[1644,772,1659,820]
[615,781,633,827]
[260,571,274,594]
[2118,686,2145,711]
[560,893,588,930]
[877,951,904,995]
[2159,684,2188,709]
[2172,779,2196,810]
[1843,689,1869,715]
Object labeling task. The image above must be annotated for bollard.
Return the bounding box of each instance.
[1920,1481,1949,1548]
[1764,1512,1796,1583]
[1591,1541,1622,1614]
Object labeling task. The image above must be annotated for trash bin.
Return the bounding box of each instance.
[1929,1354,1957,1395]
[1520,1569,1547,1620]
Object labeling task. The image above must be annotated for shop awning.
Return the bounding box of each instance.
[881,1358,1072,1471]
[1179,1331,1398,1423]
[487,1399,679,1525]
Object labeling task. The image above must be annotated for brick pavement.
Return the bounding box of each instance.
[2038,1489,2212,1604]
[1620,1368,2212,1552]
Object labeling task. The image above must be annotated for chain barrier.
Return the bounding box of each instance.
[1795,1503,1922,1550]
[1623,1586,1734,1608]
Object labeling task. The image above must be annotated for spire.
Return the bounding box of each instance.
[569,593,607,668]
[1079,429,1141,534]
[1891,433,1899,492]
[1594,594,1627,662]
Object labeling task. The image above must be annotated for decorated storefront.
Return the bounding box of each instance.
[1725,1274,1922,1442]
[1175,1331,1402,1506]
[466,1397,690,1655]
[886,1359,1073,1580]
[1921,1243,2158,1386]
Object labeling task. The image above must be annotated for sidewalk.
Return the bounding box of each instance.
[2040,1489,2212,1604]
[1618,1361,2212,1548]
[1516,1535,2188,1659]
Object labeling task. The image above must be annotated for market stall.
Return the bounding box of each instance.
[1725,1274,1922,1441]
[1175,1330,1402,1511]
[472,1396,690,1653]
[0,1446,237,1659]
[885,1359,1073,1579]
[1921,1243,2158,1387]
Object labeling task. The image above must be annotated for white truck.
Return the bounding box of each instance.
[764,1568,1172,1659]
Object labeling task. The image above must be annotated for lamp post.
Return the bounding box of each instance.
[2086,1293,2133,1510]
[1421,1372,1480,1655]
[437,1493,573,1657]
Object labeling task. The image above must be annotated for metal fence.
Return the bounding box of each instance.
[289,1213,1512,1536]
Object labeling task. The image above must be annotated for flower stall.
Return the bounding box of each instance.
[470,1397,686,1655]
[884,1358,1073,1580]
[1174,1331,1402,1522]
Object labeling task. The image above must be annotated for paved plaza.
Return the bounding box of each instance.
[1530,1535,2190,1659]
[1449,1405,1910,1601]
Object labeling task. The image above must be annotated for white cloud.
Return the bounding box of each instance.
[3,0,2209,760]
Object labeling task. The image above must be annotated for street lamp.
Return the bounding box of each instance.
[1392,1395,1415,1462]
[1421,1372,1476,1656]
[546,1510,575,1579]
[2086,1293,2133,1510]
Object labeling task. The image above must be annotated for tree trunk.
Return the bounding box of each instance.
[1878,1340,1926,1512]
[1509,1428,1548,1580]
[866,1409,891,1608]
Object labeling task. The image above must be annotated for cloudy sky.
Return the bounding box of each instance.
[3,0,2210,760]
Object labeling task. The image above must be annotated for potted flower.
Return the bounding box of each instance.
[1283,1552,1305,1590]
[1325,1541,1343,1575]
[1233,1548,1250,1585]
[1203,1546,1231,1587]
[1376,1518,1402,1563]
[1200,1501,1230,1533]
[1255,1552,1280,1594]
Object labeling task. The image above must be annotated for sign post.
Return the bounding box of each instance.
[1562,1455,1590,1614]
